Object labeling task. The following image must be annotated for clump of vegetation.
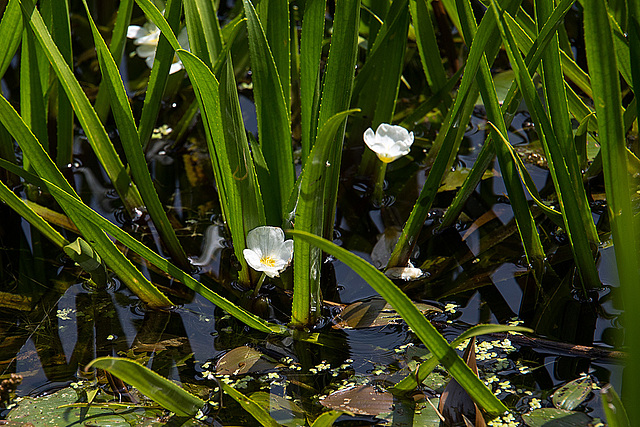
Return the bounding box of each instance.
[0,0,637,424]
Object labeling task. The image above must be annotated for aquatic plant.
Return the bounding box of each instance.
[0,0,638,423]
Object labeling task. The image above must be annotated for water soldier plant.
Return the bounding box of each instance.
[0,0,638,424]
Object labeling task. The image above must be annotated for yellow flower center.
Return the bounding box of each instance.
[377,155,394,163]
[260,256,276,267]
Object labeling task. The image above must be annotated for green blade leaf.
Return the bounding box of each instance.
[20,0,144,212]
[439,0,576,229]
[409,0,451,100]
[287,229,508,416]
[387,0,522,268]
[243,0,294,224]
[299,0,326,163]
[179,49,266,285]
[291,109,359,327]
[87,357,205,417]
[93,0,134,124]
[316,0,360,241]
[255,0,290,111]
[0,156,285,334]
[220,383,281,427]
[311,410,346,427]
[19,12,49,164]
[0,0,23,76]
[50,0,74,169]
[0,178,67,248]
[0,93,172,307]
[456,0,545,273]
[494,5,601,288]
[583,0,640,420]
[184,0,223,68]
[391,323,532,394]
[136,0,184,149]
[83,0,190,270]
[601,384,630,427]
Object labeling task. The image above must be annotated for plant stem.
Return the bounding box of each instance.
[253,273,267,298]
[372,161,387,204]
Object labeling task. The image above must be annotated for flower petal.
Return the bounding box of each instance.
[169,60,184,74]
[363,127,376,149]
[277,239,294,265]
[127,25,147,39]
[136,44,156,59]
[262,265,281,278]
[243,249,262,271]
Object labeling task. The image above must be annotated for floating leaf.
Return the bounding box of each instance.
[522,408,592,427]
[439,167,495,192]
[6,387,168,426]
[216,346,282,376]
[332,297,441,329]
[475,69,519,107]
[552,376,593,411]
[320,385,394,416]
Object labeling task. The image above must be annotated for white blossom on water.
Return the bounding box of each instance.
[363,123,414,163]
[243,226,293,278]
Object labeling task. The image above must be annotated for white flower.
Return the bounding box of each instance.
[127,22,189,74]
[242,226,293,278]
[363,123,414,163]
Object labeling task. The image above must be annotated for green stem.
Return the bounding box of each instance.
[372,161,387,204]
[253,273,267,298]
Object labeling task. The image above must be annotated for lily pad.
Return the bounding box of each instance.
[216,346,283,376]
[522,408,592,427]
[552,376,593,411]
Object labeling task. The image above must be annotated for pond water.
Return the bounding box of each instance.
[0,98,624,425]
